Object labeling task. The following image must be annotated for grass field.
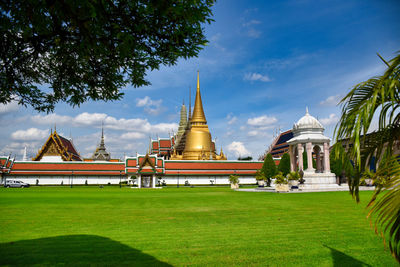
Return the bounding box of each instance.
[0,186,397,266]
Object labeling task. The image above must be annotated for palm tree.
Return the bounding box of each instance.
[335,51,400,261]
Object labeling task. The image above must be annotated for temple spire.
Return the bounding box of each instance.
[191,71,207,124]
[91,122,110,161]
[100,122,105,147]
[22,146,27,161]
[188,86,192,121]
[306,106,309,115]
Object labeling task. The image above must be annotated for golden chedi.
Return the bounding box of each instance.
[181,72,226,160]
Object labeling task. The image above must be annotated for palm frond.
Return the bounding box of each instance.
[334,51,400,261]
[367,155,400,261]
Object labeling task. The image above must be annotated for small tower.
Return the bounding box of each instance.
[22,147,28,161]
[91,124,111,161]
[176,102,188,143]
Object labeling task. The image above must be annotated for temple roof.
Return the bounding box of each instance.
[294,107,324,130]
[33,130,82,161]
[92,127,111,161]
[288,108,330,144]
[191,71,207,124]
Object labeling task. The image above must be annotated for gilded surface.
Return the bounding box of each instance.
[177,72,226,160]
[44,142,60,156]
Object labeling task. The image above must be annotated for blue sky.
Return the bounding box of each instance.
[1,0,399,160]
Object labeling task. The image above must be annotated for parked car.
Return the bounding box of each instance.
[4,180,30,188]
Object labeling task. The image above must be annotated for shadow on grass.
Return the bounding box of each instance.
[0,234,172,266]
[324,245,372,267]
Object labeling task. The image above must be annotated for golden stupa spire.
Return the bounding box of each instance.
[191,71,207,124]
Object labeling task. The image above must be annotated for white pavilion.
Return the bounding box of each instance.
[287,108,339,190]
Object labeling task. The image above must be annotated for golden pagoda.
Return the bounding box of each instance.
[171,72,226,160]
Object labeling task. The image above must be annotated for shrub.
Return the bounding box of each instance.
[278,153,291,176]
[262,153,277,186]
[274,172,288,185]
[288,171,300,181]
[255,170,266,181]
[229,175,239,185]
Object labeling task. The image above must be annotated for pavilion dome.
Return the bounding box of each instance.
[294,108,324,130]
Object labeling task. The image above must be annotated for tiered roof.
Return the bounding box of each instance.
[91,127,111,161]
[33,130,82,161]
[262,130,293,160]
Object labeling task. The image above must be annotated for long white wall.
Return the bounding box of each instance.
[130,175,257,186]
[3,175,257,186]
[3,176,127,185]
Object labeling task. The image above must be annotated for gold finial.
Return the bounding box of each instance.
[197,70,200,90]
[191,71,207,124]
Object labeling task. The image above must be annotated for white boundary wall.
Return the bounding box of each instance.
[3,176,126,185]
[134,175,257,186]
[4,175,257,186]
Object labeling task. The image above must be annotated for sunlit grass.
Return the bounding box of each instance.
[0,186,396,266]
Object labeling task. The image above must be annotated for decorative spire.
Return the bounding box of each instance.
[306,106,309,115]
[91,123,110,161]
[100,122,105,148]
[188,86,192,121]
[191,71,207,124]
[22,146,27,161]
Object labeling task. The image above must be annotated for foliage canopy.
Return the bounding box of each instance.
[262,153,276,186]
[278,153,290,176]
[0,0,215,112]
[334,51,400,261]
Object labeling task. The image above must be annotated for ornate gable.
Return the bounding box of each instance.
[33,131,82,161]
[138,154,156,173]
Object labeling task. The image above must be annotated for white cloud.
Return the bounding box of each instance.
[227,141,251,157]
[228,117,237,125]
[244,73,271,82]
[247,130,259,137]
[247,115,277,127]
[320,113,339,126]
[121,132,146,140]
[247,29,261,38]
[0,100,19,114]
[136,96,164,115]
[242,20,261,27]
[320,94,342,106]
[226,113,237,125]
[11,128,49,141]
[31,112,178,134]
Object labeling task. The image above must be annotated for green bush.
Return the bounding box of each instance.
[288,171,300,181]
[274,172,288,185]
[255,170,266,181]
[262,153,277,186]
[229,175,239,185]
[278,153,291,176]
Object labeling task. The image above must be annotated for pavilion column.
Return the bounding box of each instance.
[306,142,314,172]
[323,142,331,173]
[152,175,156,188]
[297,143,304,171]
[289,145,295,172]
[138,174,141,188]
[315,149,321,173]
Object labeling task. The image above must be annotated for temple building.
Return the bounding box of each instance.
[33,129,82,162]
[90,126,111,161]
[171,72,226,160]
[287,108,338,190]
[261,129,294,160]
[1,72,262,187]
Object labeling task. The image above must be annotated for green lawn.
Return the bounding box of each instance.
[0,186,397,266]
